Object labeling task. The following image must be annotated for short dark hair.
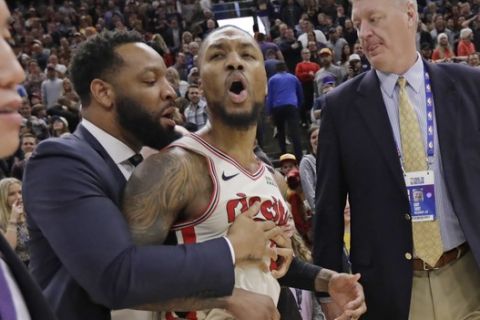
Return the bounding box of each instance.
[275,61,287,72]
[21,132,37,143]
[69,31,144,106]
[187,84,199,93]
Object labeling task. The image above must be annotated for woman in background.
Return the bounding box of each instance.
[0,177,30,265]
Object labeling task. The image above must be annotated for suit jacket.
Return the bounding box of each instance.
[313,62,480,319]
[0,234,56,320]
[23,125,235,320]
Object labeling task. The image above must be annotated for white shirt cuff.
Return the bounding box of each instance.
[223,236,235,265]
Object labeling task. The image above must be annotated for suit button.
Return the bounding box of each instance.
[405,214,411,221]
[405,252,412,260]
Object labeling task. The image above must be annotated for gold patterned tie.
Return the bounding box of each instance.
[398,77,443,267]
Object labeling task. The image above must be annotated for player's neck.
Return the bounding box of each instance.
[201,122,258,167]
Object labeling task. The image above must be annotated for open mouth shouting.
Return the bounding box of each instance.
[227,74,248,104]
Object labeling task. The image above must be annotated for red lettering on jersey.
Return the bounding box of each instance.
[226,193,248,223]
[260,200,274,220]
[225,195,288,225]
[249,196,261,207]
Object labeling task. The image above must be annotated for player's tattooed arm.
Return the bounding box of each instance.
[122,147,209,245]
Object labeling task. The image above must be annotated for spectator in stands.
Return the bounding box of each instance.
[265,48,282,79]
[41,63,64,109]
[298,20,327,49]
[343,19,358,48]
[10,133,37,180]
[353,41,371,71]
[432,32,455,63]
[467,52,480,67]
[0,178,30,265]
[257,32,285,61]
[295,48,320,127]
[184,84,208,131]
[338,43,351,71]
[315,48,344,87]
[416,20,434,51]
[430,14,454,47]
[61,77,80,106]
[299,125,319,214]
[420,42,433,61]
[267,61,304,162]
[50,116,70,138]
[273,22,288,45]
[187,66,200,85]
[312,74,336,125]
[457,27,476,61]
[24,59,46,99]
[173,51,189,81]
[19,98,49,140]
[345,53,363,80]
[278,27,303,73]
[327,26,349,64]
[31,41,49,70]
[280,0,303,28]
[283,156,313,247]
[166,66,188,98]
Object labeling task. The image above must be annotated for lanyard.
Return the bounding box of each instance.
[397,65,435,168]
[424,70,434,158]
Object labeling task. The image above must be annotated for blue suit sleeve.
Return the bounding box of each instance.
[23,140,235,309]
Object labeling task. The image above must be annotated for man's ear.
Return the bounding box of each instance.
[90,79,115,110]
[407,1,417,28]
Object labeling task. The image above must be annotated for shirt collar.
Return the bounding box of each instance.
[81,119,136,165]
[190,99,207,108]
[376,52,424,98]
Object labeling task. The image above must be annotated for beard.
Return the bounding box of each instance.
[116,95,181,150]
[208,101,262,130]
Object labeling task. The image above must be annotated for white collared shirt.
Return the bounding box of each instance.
[375,53,465,251]
[81,119,137,180]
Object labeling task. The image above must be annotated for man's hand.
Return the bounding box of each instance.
[328,273,366,320]
[225,288,280,320]
[270,233,293,279]
[226,202,283,264]
[321,301,344,320]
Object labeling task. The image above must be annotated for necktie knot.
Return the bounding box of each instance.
[128,154,143,167]
[397,76,407,89]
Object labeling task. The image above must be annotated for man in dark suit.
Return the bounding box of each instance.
[314,0,480,319]
[0,1,56,319]
[22,31,284,320]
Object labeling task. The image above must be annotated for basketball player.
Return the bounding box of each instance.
[122,26,366,320]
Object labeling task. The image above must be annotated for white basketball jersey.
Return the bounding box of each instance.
[161,133,290,320]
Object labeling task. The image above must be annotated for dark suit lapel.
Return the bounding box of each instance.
[74,124,126,184]
[354,70,406,194]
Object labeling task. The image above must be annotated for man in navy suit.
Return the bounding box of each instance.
[22,31,284,320]
[314,0,480,319]
[0,1,55,319]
